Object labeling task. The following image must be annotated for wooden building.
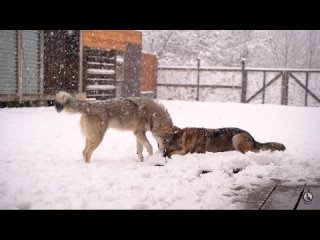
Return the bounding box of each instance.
[0,30,158,103]
[140,52,158,98]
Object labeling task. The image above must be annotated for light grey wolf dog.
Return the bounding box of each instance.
[55,91,177,163]
[163,127,286,158]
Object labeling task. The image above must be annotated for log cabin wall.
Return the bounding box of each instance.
[1,30,157,103]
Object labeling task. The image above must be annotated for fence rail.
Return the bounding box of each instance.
[157,59,320,107]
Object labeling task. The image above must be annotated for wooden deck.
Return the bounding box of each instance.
[157,166,320,209]
[234,180,320,210]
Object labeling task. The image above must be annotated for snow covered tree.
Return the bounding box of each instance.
[141,30,320,68]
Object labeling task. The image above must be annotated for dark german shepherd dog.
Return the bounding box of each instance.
[163,127,286,158]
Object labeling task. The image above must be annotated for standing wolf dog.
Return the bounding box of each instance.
[163,127,286,158]
[55,92,176,163]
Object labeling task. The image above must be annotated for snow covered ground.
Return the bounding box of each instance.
[0,100,320,209]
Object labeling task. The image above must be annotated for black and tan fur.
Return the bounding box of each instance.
[163,127,286,158]
[55,91,176,163]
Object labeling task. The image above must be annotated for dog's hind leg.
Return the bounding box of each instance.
[83,135,104,163]
[134,130,153,159]
[232,133,255,154]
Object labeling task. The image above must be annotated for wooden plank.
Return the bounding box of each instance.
[305,72,309,106]
[87,79,115,83]
[86,74,115,80]
[84,47,116,57]
[246,67,320,72]
[241,184,277,210]
[261,184,305,210]
[157,83,242,89]
[262,71,266,104]
[86,82,114,87]
[241,60,247,103]
[84,30,141,43]
[83,30,142,45]
[83,36,126,51]
[83,30,142,51]
[196,58,200,101]
[158,66,242,72]
[289,72,320,103]
[0,95,19,101]
[281,71,289,105]
[297,185,320,210]
[245,72,282,103]
[87,63,114,70]
[86,55,116,63]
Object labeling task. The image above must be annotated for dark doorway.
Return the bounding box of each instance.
[44,30,79,95]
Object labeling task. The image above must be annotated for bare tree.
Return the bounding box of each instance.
[142,30,320,68]
[157,31,174,58]
[268,30,304,68]
[305,30,320,68]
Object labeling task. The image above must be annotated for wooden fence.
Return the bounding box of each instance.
[157,59,320,106]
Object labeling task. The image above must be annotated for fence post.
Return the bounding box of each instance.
[241,59,247,103]
[17,30,23,103]
[281,71,289,105]
[196,58,200,101]
[39,30,44,101]
[78,30,84,94]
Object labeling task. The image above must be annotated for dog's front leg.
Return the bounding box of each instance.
[136,139,144,161]
[155,137,164,152]
[134,131,153,159]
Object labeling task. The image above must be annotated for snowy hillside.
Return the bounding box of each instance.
[1,101,320,209]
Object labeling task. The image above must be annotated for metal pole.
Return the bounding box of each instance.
[196,58,200,101]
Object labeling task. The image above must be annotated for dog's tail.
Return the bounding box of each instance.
[254,141,286,152]
[55,91,89,114]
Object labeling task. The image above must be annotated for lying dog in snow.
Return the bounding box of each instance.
[163,127,286,158]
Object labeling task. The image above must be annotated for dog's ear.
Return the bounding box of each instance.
[172,126,180,133]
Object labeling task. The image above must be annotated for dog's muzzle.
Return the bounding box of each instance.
[55,102,64,113]
[163,147,172,159]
